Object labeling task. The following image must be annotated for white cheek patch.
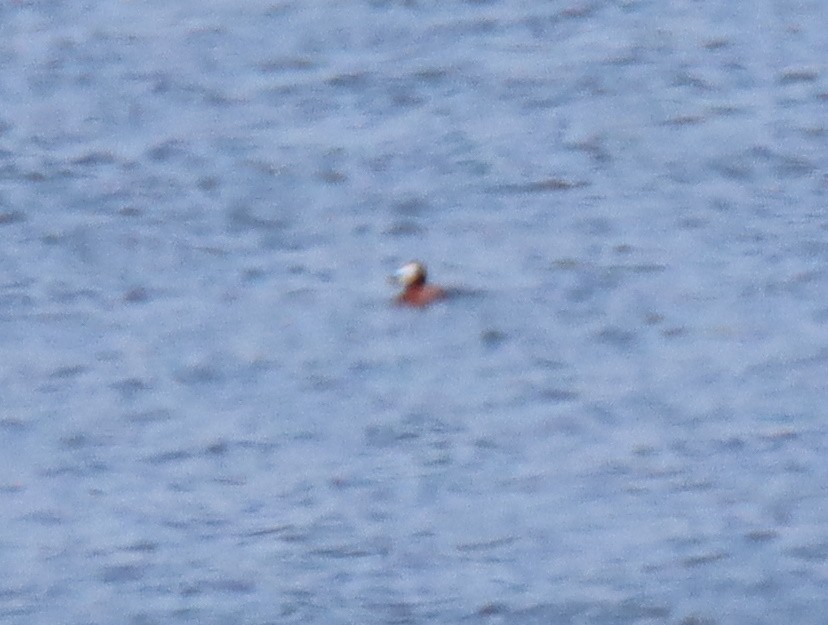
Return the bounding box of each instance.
[396,263,420,286]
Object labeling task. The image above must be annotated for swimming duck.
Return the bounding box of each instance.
[390,261,446,308]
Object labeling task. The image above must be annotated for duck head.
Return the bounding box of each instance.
[391,261,427,288]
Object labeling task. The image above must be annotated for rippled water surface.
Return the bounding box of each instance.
[1,1,827,623]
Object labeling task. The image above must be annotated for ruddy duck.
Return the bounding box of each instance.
[390,261,446,308]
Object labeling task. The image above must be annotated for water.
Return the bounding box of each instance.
[1,1,827,623]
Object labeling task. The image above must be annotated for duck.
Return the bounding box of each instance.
[390,261,447,308]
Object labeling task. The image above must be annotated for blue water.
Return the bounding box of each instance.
[1,1,827,623]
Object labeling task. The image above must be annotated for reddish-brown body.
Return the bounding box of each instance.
[395,284,446,308]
